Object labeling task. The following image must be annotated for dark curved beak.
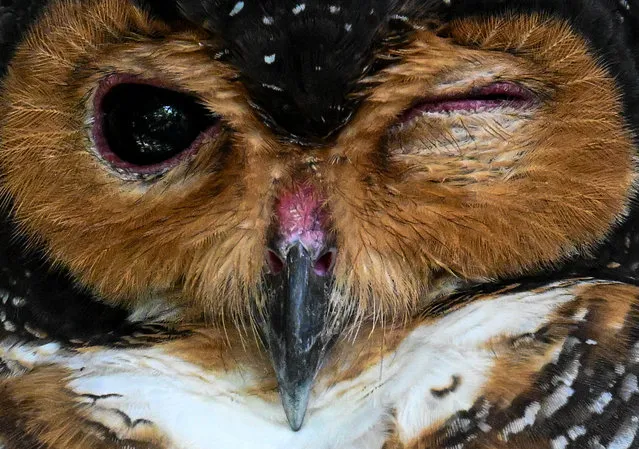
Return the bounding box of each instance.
[260,241,337,431]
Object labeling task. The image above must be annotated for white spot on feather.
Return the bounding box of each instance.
[540,385,574,418]
[620,374,638,402]
[567,425,586,440]
[262,16,274,25]
[329,5,340,13]
[261,83,283,92]
[590,391,613,414]
[127,299,179,323]
[551,436,568,449]
[264,54,276,64]
[24,323,47,339]
[573,308,588,321]
[37,342,61,355]
[550,346,563,364]
[292,4,306,14]
[502,402,540,440]
[552,357,581,387]
[229,1,244,16]
[608,416,639,449]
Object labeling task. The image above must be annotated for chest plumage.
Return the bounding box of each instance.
[0,0,639,448]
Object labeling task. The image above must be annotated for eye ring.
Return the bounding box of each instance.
[91,74,220,178]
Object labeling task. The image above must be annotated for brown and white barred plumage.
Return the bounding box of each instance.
[1,0,639,447]
[0,279,638,449]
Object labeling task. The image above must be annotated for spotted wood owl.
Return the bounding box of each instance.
[1,0,639,448]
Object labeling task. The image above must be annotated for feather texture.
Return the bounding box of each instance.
[0,0,639,447]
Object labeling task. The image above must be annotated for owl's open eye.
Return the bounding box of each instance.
[92,77,220,176]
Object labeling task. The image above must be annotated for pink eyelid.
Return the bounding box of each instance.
[91,74,220,176]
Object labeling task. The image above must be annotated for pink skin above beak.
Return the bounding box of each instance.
[267,184,335,276]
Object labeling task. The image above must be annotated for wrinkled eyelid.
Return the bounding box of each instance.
[390,81,539,130]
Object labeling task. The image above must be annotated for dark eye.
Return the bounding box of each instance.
[93,79,219,175]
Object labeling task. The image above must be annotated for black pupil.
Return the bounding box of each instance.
[101,84,217,166]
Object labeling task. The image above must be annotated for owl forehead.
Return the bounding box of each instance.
[172,0,446,142]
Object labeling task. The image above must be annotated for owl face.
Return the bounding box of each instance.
[0,0,636,429]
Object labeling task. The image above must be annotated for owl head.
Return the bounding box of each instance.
[1,0,639,429]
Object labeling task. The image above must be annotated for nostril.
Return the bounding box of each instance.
[313,249,336,276]
[267,250,285,275]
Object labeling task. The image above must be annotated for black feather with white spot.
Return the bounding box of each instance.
[173,0,433,142]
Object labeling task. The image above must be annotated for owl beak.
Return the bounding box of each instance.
[261,240,336,431]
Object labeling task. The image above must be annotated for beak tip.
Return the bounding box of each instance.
[288,414,304,432]
[280,381,312,431]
